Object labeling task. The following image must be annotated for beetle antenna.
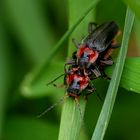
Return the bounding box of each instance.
[46,73,65,86]
[37,95,68,118]
[75,98,84,121]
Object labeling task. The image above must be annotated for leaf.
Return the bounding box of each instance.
[3,116,59,140]
[4,0,55,64]
[96,0,126,27]
[106,58,140,94]
[120,58,140,93]
[21,61,64,98]
[123,0,140,19]
[91,7,135,140]
[0,23,13,138]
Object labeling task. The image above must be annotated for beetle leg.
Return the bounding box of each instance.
[103,48,113,60]
[64,60,75,73]
[72,51,77,59]
[90,65,101,77]
[64,63,68,73]
[66,59,75,65]
[68,93,79,98]
[91,67,101,77]
[111,39,120,48]
[86,80,103,101]
[72,38,80,48]
[101,70,111,80]
[111,44,120,48]
[87,80,96,93]
[88,22,97,33]
[53,84,65,88]
[86,88,96,95]
[84,81,96,99]
[100,59,114,65]
[46,73,65,86]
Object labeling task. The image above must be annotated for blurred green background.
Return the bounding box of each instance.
[0,0,140,140]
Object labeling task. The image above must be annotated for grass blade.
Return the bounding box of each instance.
[91,7,135,140]
[123,0,140,19]
[58,0,99,139]
[58,98,87,140]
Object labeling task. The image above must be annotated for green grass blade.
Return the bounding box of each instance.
[58,98,87,140]
[58,0,99,139]
[91,7,135,140]
[4,117,59,140]
[123,0,140,19]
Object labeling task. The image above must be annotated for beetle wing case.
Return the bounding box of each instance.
[84,21,119,52]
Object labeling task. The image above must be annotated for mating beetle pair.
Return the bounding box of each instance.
[65,21,120,98]
[38,21,120,118]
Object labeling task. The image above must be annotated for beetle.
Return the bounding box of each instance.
[46,65,95,99]
[37,21,120,118]
[64,66,95,99]
[37,66,95,118]
[66,44,117,81]
[71,21,119,69]
[84,21,119,52]
[66,21,120,79]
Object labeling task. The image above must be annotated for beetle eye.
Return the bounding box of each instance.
[92,46,97,50]
[72,51,77,59]
[77,81,80,85]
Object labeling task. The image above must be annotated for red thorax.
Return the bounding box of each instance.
[66,71,89,90]
[76,45,99,63]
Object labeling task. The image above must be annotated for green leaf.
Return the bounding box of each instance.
[123,0,140,19]
[0,23,13,138]
[3,116,59,140]
[106,57,140,93]
[96,0,126,27]
[120,58,140,93]
[91,7,135,140]
[4,0,55,64]
[21,61,64,98]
